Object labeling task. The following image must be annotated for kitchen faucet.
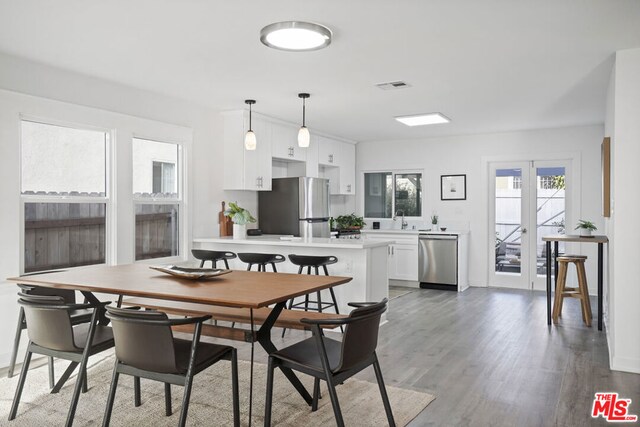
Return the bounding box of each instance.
[393,210,408,230]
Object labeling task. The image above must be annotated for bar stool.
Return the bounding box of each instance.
[282,254,342,336]
[552,255,592,326]
[191,249,236,269]
[237,253,286,272]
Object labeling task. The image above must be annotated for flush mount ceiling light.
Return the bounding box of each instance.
[297,93,310,147]
[244,99,257,150]
[395,113,451,127]
[260,21,332,51]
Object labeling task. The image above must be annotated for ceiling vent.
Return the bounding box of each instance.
[376,81,411,90]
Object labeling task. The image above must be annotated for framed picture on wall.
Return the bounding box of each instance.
[441,174,467,201]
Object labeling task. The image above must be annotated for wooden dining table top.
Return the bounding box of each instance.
[6,263,353,309]
[542,234,609,244]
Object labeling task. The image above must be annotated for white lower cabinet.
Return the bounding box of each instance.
[389,243,419,281]
[365,232,419,281]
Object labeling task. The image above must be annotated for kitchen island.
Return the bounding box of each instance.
[192,236,392,315]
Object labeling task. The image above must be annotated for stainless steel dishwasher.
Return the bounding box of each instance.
[418,233,458,290]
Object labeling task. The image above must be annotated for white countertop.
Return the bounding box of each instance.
[193,235,393,249]
[361,229,469,236]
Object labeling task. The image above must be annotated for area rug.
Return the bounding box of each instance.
[0,352,435,426]
[389,287,416,300]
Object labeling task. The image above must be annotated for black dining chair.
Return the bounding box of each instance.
[9,293,114,427]
[102,306,240,427]
[264,299,395,427]
[7,283,93,388]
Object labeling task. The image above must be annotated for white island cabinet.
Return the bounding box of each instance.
[192,236,392,315]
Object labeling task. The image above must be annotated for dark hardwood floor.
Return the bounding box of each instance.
[226,286,639,426]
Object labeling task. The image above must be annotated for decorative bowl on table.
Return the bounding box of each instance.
[150,265,232,280]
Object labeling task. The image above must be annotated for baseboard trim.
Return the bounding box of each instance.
[611,356,640,374]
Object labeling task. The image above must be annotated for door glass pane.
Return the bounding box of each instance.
[536,167,566,276]
[495,168,522,274]
[24,202,106,273]
[394,173,422,217]
[135,204,179,260]
[21,121,107,196]
[364,172,392,218]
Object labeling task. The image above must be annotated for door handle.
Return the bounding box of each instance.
[522,227,527,233]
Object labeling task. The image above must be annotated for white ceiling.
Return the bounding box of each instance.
[0,0,639,142]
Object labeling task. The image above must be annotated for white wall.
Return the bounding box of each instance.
[605,48,640,374]
[356,125,604,288]
[0,53,255,367]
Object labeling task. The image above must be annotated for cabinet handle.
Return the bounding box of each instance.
[329,154,333,163]
[291,147,295,157]
[347,184,351,192]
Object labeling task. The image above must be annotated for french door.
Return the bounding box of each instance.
[489,160,571,290]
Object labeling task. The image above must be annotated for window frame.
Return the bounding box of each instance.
[19,115,114,273]
[132,135,185,263]
[362,169,424,220]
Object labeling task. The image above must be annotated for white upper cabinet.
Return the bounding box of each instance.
[272,122,306,162]
[223,110,272,191]
[339,142,356,195]
[318,136,339,166]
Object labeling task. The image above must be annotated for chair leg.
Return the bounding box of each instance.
[373,356,396,427]
[8,348,32,420]
[7,307,25,378]
[199,260,205,268]
[230,349,240,427]
[325,377,345,427]
[323,265,329,276]
[164,383,172,416]
[329,288,344,333]
[246,264,252,271]
[264,357,275,427]
[224,259,230,269]
[312,378,321,412]
[298,266,303,274]
[317,291,323,312]
[271,263,278,272]
[577,262,592,326]
[102,361,120,427]
[552,262,567,324]
[82,367,88,393]
[48,356,55,389]
[134,376,141,407]
[178,373,195,427]
[304,294,310,311]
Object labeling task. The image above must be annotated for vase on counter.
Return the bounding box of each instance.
[431,223,439,231]
[579,228,592,237]
[233,224,246,240]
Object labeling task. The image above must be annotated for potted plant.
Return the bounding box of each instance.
[224,202,256,239]
[575,219,597,237]
[335,213,366,230]
[431,214,439,231]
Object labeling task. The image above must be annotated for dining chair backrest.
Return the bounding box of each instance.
[336,299,387,373]
[18,283,77,304]
[105,306,179,374]
[18,293,77,352]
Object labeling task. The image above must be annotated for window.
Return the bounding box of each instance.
[152,161,176,194]
[133,138,181,260]
[394,173,422,217]
[539,175,555,190]
[21,120,109,272]
[364,171,422,218]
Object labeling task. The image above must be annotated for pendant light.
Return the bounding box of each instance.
[244,99,257,150]
[297,93,310,148]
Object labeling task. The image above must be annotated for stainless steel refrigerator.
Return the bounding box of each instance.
[258,177,330,238]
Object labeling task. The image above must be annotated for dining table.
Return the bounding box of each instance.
[542,234,608,331]
[7,263,352,423]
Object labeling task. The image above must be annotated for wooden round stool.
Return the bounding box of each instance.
[552,255,592,326]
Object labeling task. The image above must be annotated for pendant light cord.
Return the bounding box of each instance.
[302,97,306,127]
